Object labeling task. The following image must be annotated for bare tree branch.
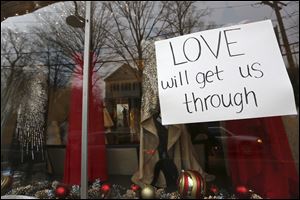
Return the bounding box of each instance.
[161,1,210,36]
[103,1,167,79]
[32,1,112,68]
[1,28,36,131]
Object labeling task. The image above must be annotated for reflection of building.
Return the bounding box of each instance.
[104,64,141,143]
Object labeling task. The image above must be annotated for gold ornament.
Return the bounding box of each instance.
[177,170,206,199]
[1,175,12,195]
[141,185,156,199]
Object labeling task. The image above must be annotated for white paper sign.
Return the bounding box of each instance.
[155,20,297,125]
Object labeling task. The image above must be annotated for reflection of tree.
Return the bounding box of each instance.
[31,1,213,86]
[28,2,114,128]
[104,1,168,79]
[32,1,113,72]
[103,1,211,78]
[35,42,72,91]
[161,1,210,36]
[1,1,216,136]
[1,28,35,133]
[31,38,73,110]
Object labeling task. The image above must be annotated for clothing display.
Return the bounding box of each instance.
[131,41,210,188]
[46,121,61,145]
[63,54,108,185]
[103,107,114,129]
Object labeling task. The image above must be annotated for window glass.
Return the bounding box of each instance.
[1,1,299,199]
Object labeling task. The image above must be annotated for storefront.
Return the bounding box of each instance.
[1,1,299,199]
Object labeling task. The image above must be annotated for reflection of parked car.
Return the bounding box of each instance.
[207,127,264,157]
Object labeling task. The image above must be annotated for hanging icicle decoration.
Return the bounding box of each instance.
[15,72,48,162]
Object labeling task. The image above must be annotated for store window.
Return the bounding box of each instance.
[1,1,299,199]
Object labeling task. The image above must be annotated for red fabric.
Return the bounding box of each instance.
[225,117,299,198]
[63,54,108,185]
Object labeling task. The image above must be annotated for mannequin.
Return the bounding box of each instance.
[131,40,214,189]
[63,53,107,185]
[46,121,61,145]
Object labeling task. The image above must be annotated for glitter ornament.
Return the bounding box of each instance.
[10,185,35,196]
[69,185,80,199]
[92,178,101,189]
[15,72,48,162]
[51,181,59,189]
[88,188,101,199]
[122,189,137,199]
[110,184,127,199]
[34,189,54,199]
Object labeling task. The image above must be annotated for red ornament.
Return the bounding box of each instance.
[101,183,111,193]
[236,185,248,194]
[210,184,219,194]
[235,185,250,198]
[131,184,140,192]
[55,185,70,198]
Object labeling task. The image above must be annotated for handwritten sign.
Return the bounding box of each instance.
[155,20,297,125]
